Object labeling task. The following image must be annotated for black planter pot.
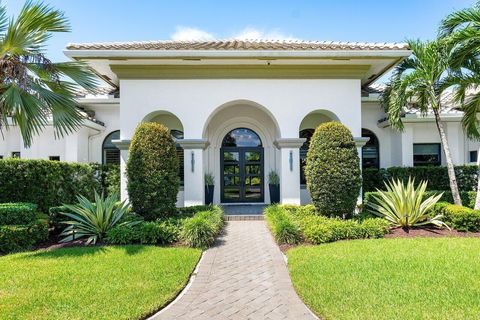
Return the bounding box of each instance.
[269,184,280,204]
[205,185,214,205]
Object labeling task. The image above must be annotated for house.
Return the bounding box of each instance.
[1,39,479,206]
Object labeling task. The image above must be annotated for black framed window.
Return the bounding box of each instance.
[49,156,60,161]
[171,130,184,185]
[102,131,120,165]
[11,152,20,158]
[470,150,478,163]
[222,128,262,147]
[362,128,380,169]
[413,143,441,166]
[299,129,314,185]
[0,155,3,159]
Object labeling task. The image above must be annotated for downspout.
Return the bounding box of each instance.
[87,128,104,163]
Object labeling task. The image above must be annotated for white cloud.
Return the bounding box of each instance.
[171,26,215,41]
[170,26,298,41]
[233,27,298,41]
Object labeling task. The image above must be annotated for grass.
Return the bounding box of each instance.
[288,238,480,320]
[0,245,201,320]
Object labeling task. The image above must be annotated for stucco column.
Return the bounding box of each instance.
[112,139,130,201]
[446,122,461,164]
[354,137,369,204]
[274,138,306,205]
[178,139,210,207]
[401,125,414,166]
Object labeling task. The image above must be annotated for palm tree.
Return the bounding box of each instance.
[440,2,480,208]
[0,1,98,147]
[381,39,465,206]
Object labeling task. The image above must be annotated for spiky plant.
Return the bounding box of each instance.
[367,178,448,229]
[0,1,98,146]
[60,192,140,244]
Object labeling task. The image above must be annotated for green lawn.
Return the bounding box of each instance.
[0,245,201,320]
[288,238,480,320]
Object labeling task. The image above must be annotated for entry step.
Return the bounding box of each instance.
[225,215,264,221]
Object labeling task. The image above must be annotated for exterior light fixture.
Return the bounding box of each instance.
[191,151,195,173]
[289,150,293,171]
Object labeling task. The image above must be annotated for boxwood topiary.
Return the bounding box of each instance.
[127,122,179,220]
[305,122,361,217]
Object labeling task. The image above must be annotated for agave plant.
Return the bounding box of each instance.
[60,192,140,244]
[368,178,448,229]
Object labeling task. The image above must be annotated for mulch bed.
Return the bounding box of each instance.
[385,227,480,238]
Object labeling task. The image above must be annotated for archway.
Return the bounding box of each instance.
[361,128,380,169]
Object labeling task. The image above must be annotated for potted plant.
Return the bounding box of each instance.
[205,173,215,205]
[268,170,280,204]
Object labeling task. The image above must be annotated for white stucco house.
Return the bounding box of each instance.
[1,39,479,206]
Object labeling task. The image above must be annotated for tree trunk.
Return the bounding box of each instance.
[433,109,462,206]
[475,146,480,210]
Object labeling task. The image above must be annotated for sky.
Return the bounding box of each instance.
[2,0,476,63]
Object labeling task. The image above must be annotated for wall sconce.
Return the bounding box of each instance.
[289,150,293,171]
[191,151,195,173]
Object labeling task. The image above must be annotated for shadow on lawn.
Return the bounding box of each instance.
[20,244,150,260]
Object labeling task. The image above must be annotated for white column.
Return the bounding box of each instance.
[178,139,209,207]
[274,138,305,205]
[401,125,414,166]
[64,128,90,162]
[354,137,369,204]
[446,122,461,165]
[112,139,130,202]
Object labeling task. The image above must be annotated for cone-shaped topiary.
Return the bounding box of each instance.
[305,121,361,217]
[127,122,179,220]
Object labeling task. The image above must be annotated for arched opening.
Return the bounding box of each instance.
[221,128,264,203]
[298,110,340,185]
[143,111,185,184]
[361,128,380,169]
[102,130,120,165]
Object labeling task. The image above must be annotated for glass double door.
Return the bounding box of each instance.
[221,147,264,203]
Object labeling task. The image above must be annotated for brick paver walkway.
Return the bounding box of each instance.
[151,221,317,320]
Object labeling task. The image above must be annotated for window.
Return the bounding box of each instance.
[413,143,441,166]
[470,150,478,163]
[171,130,184,185]
[11,152,20,158]
[222,128,262,147]
[49,156,60,161]
[299,129,314,185]
[0,155,3,159]
[102,131,120,165]
[362,129,380,169]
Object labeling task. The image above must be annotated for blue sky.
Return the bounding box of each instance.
[3,0,476,62]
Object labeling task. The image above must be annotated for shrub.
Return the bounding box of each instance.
[105,221,179,245]
[367,179,447,228]
[60,192,141,244]
[127,123,179,220]
[0,203,37,225]
[439,204,480,232]
[265,205,301,244]
[363,165,478,193]
[180,215,216,248]
[305,122,361,217]
[0,220,48,254]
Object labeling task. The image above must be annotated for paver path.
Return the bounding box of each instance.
[151,221,317,320]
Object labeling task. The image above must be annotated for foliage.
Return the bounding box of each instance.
[265,205,301,244]
[433,203,480,232]
[363,166,478,193]
[106,221,179,245]
[0,203,37,225]
[127,122,179,220]
[204,173,215,186]
[0,220,48,253]
[305,122,361,217]
[60,192,140,244]
[0,1,99,147]
[288,238,480,320]
[180,206,224,248]
[367,179,447,228]
[0,159,120,212]
[0,246,201,319]
[268,170,280,185]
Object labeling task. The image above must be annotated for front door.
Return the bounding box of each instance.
[221,147,264,203]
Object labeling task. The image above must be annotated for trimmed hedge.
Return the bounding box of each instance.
[432,202,480,232]
[265,205,390,245]
[0,220,49,254]
[0,203,37,225]
[305,122,361,217]
[0,159,120,212]
[363,165,478,193]
[106,205,224,248]
[127,123,179,220]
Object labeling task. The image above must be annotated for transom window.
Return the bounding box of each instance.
[413,143,441,166]
[362,129,380,169]
[102,130,120,165]
[299,129,314,185]
[222,128,262,147]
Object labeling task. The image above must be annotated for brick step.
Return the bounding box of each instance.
[225,215,264,221]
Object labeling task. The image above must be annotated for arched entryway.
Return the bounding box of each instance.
[220,128,264,203]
